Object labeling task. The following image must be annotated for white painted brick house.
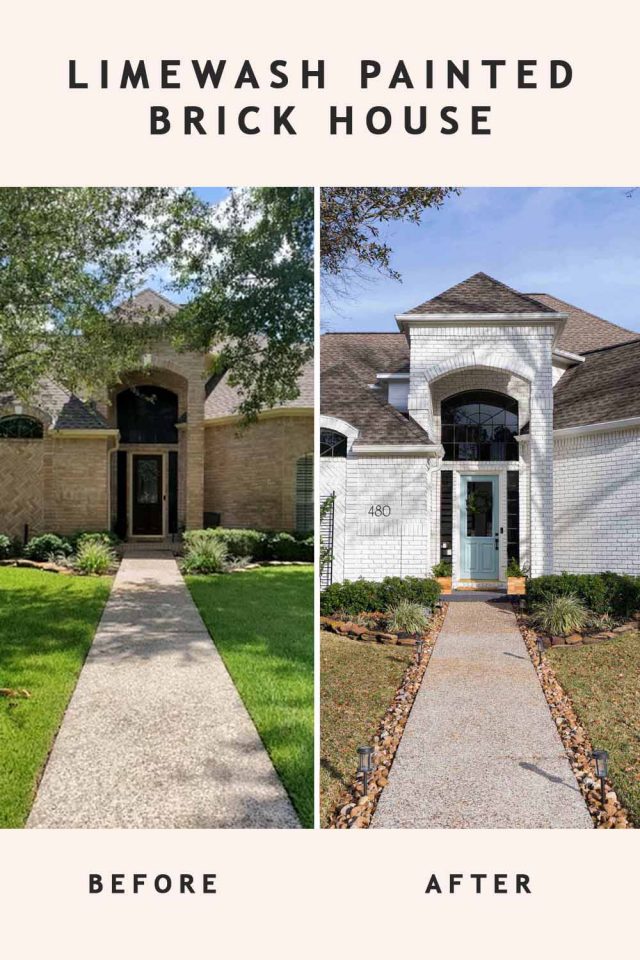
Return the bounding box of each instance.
[320,273,640,587]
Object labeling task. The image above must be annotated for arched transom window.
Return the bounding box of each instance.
[0,415,43,439]
[117,386,178,444]
[320,428,347,458]
[441,390,518,462]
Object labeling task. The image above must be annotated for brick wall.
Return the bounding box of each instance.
[0,440,45,539]
[204,414,313,531]
[43,437,112,534]
[553,426,640,574]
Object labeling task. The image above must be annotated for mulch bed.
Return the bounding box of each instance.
[326,604,448,829]
[515,605,634,829]
[0,558,74,575]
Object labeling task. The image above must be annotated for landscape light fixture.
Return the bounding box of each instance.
[592,749,609,805]
[357,745,374,796]
[536,636,545,662]
[416,637,425,660]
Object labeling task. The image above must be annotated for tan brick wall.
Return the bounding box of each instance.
[0,440,45,539]
[43,437,112,535]
[204,414,313,531]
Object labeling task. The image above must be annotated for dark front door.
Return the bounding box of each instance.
[132,455,163,535]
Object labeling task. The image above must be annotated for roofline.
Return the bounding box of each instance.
[579,337,640,356]
[517,415,640,442]
[396,311,567,324]
[553,348,585,365]
[352,443,444,458]
[48,428,119,437]
[203,407,313,427]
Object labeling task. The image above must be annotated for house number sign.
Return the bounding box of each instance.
[367,504,391,517]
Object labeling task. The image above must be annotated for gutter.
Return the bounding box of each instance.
[517,415,640,442]
[352,443,444,458]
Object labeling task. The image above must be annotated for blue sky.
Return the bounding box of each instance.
[322,188,640,333]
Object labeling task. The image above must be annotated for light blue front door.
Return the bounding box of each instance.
[460,475,499,580]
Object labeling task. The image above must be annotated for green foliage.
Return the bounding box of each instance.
[169,187,313,421]
[385,600,430,635]
[507,557,528,578]
[321,576,441,617]
[321,187,458,281]
[70,530,121,551]
[0,187,193,396]
[74,540,116,576]
[271,532,314,561]
[24,534,73,562]
[431,560,452,578]
[527,572,640,617]
[0,534,12,559]
[531,593,589,636]
[182,536,228,575]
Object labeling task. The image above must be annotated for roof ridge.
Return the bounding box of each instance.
[528,292,639,338]
[579,337,640,356]
[406,271,557,315]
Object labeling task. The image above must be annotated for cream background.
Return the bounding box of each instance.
[0,0,637,185]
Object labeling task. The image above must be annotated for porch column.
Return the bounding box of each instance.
[185,380,205,530]
[528,381,554,577]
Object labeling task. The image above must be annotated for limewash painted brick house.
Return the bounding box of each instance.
[320,272,640,588]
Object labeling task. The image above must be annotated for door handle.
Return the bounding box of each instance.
[494,536,499,550]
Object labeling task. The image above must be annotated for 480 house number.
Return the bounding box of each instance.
[368,504,391,518]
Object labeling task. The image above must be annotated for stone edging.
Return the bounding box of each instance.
[327,604,448,829]
[514,606,634,829]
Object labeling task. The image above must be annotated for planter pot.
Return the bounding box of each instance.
[508,576,526,596]
[436,576,452,592]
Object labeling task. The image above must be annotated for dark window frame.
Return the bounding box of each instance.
[320,428,348,458]
[117,386,179,445]
[0,415,44,439]
[441,390,518,462]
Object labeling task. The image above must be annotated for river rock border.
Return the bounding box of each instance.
[327,603,448,829]
[515,606,634,829]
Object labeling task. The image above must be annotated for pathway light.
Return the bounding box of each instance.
[357,745,374,796]
[592,749,609,805]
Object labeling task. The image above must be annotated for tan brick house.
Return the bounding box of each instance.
[0,291,313,542]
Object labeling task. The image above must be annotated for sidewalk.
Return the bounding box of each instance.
[373,599,592,829]
[28,552,299,828]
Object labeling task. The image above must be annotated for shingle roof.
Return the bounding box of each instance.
[1,379,110,431]
[322,358,431,444]
[526,293,640,354]
[406,272,557,316]
[204,358,313,419]
[321,334,431,445]
[551,339,640,430]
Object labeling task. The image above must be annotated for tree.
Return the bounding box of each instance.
[0,187,194,397]
[168,187,314,421]
[320,187,458,284]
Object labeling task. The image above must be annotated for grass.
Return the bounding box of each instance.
[0,568,112,827]
[320,631,413,826]
[186,565,314,828]
[547,630,640,824]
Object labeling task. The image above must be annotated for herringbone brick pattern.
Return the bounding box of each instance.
[0,440,44,538]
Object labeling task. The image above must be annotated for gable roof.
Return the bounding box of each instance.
[551,339,640,430]
[405,272,557,316]
[526,292,640,354]
[1,379,110,431]
[322,358,430,445]
[204,358,313,419]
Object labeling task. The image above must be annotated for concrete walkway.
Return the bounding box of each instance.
[373,599,592,829]
[28,550,299,828]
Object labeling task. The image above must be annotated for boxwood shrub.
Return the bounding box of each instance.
[271,532,314,561]
[24,533,73,562]
[321,576,441,617]
[526,572,640,617]
[183,528,314,563]
[0,534,13,559]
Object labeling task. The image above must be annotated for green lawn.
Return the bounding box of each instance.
[186,565,314,828]
[0,568,112,827]
[320,631,413,826]
[548,631,640,825]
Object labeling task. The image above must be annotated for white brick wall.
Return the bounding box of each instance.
[553,427,640,574]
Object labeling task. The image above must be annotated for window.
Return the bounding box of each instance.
[441,390,518,462]
[296,453,314,532]
[117,386,178,444]
[0,415,43,439]
[507,470,520,563]
[320,428,347,457]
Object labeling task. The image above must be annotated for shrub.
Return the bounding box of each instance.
[24,533,73,562]
[271,532,314,561]
[183,528,270,561]
[531,593,588,636]
[71,530,121,551]
[0,534,12,560]
[182,536,228,575]
[432,560,452,578]
[385,600,430,634]
[74,540,116,576]
[526,572,640,617]
[321,576,440,617]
